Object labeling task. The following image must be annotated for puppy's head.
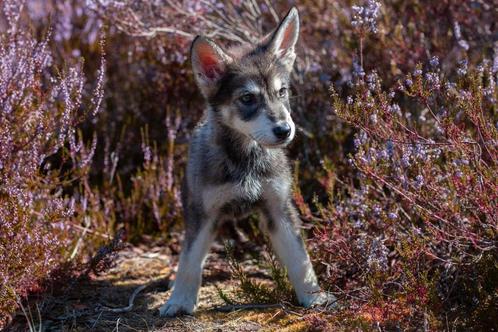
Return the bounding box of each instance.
[191,7,300,148]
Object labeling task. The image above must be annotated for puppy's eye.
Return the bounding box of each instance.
[278,87,288,98]
[239,93,256,105]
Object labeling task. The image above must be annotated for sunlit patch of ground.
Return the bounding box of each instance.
[8,242,335,332]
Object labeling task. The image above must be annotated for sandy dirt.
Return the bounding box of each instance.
[7,238,332,332]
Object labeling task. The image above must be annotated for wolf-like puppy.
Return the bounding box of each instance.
[159,7,333,317]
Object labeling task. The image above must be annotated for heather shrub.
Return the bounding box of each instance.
[1,0,191,323]
[308,58,497,329]
[20,0,189,240]
[306,2,497,328]
[0,1,104,326]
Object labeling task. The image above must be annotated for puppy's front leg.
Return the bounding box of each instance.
[262,194,335,307]
[159,218,215,317]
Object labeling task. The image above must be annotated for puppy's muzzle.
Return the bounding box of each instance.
[272,123,292,140]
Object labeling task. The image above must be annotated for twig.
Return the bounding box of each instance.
[70,216,91,260]
[67,222,112,239]
[214,303,284,312]
[263,0,280,24]
[359,36,364,69]
[91,310,105,329]
[113,317,121,332]
[100,285,146,313]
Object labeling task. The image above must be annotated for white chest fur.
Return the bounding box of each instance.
[201,176,291,216]
[201,180,261,214]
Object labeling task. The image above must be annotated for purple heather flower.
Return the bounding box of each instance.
[453,21,462,40]
[386,139,394,157]
[414,175,424,189]
[425,72,441,89]
[457,59,468,76]
[351,0,382,34]
[366,71,380,90]
[377,149,388,160]
[389,103,401,115]
[367,238,389,270]
[445,81,457,92]
[401,153,411,167]
[354,138,361,149]
[370,113,378,124]
[353,59,365,78]
[430,56,440,68]
[458,40,469,50]
[493,43,498,73]
[453,21,469,50]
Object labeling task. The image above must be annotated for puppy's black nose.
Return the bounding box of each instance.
[273,123,291,140]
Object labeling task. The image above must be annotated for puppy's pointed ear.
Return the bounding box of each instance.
[191,36,232,97]
[266,7,300,71]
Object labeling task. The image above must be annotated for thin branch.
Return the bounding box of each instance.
[214,303,284,312]
[99,285,146,313]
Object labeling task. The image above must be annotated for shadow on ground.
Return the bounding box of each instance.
[7,242,323,331]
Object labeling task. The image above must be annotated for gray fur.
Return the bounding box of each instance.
[159,7,335,317]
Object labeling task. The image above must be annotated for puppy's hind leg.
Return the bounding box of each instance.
[159,214,215,317]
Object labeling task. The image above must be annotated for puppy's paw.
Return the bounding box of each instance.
[159,297,196,317]
[299,291,337,309]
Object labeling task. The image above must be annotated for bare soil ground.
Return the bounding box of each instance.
[7,238,330,332]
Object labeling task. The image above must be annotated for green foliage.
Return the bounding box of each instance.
[219,241,296,306]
